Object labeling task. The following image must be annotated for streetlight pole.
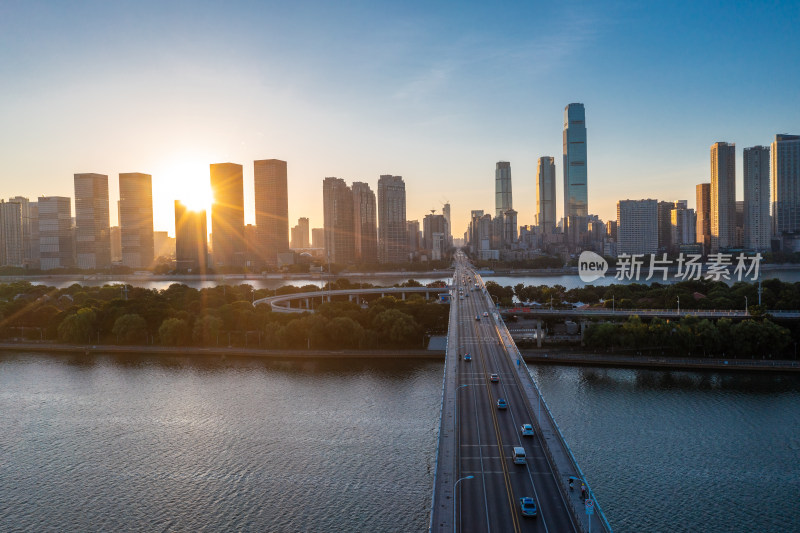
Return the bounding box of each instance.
[745,296,748,315]
[453,475,474,532]
[677,295,680,316]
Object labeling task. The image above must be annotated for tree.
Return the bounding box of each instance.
[372,309,422,347]
[112,313,148,344]
[193,315,222,345]
[158,318,190,346]
[327,316,365,349]
[57,307,97,343]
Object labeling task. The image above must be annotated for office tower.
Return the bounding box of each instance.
[38,196,73,270]
[442,203,452,248]
[290,224,301,249]
[743,146,770,251]
[110,226,122,262]
[323,177,355,264]
[536,157,556,232]
[710,142,736,252]
[118,172,154,269]
[0,201,23,266]
[8,197,33,266]
[210,163,245,268]
[606,220,618,241]
[352,182,378,263]
[28,201,39,267]
[153,231,175,258]
[771,134,800,237]
[74,173,111,269]
[244,224,258,266]
[696,183,711,254]
[735,201,745,248]
[297,217,310,248]
[254,159,289,266]
[175,200,208,272]
[617,199,658,255]
[311,228,325,248]
[671,203,696,247]
[407,220,420,252]
[495,162,512,217]
[657,201,674,252]
[563,103,588,219]
[377,175,407,263]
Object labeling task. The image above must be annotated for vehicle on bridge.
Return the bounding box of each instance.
[496,398,507,409]
[482,311,489,317]
[463,354,472,362]
[475,315,480,321]
[521,423,534,437]
[490,373,499,382]
[513,446,527,464]
[520,497,538,517]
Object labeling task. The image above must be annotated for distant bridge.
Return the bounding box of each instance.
[500,307,800,320]
[253,286,449,313]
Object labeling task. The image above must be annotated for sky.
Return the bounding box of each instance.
[1,0,798,238]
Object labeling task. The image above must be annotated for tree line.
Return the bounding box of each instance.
[0,280,449,350]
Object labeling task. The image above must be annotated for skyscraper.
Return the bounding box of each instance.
[210,163,245,268]
[119,172,154,268]
[254,159,289,266]
[563,103,588,219]
[175,200,208,272]
[771,134,800,238]
[696,183,711,254]
[352,182,378,263]
[743,146,771,251]
[657,201,674,252]
[0,201,23,266]
[311,228,324,248]
[377,175,407,263]
[495,162,512,217]
[536,156,556,233]
[670,201,696,248]
[617,199,658,255]
[297,217,310,248]
[38,196,73,270]
[442,203,452,248]
[710,142,736,252]
[74,173,110,269]
[323,177,355,264]
[8,196,33,266]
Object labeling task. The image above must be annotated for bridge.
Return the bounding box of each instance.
[430,252,612,532]
[253,286,446,313]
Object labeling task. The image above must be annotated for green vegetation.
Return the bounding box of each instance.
[0,280,449,350]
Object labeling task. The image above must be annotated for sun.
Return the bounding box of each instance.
[159,157,213,213]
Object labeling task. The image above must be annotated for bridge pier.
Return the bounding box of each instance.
[580,320,588,346]
[536,319,543,348]
[401,292,406,300]
[304,298,309,309]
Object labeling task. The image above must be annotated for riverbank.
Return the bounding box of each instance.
[520,347,800,372]
[0,342,445,359]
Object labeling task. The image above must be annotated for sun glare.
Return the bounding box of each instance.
[160,157,213,213]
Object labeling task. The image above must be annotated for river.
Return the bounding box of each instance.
[1,352,797,532]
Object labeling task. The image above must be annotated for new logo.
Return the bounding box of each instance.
[578,251,608,282]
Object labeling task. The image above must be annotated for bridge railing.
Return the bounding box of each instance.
[494,318,613,532]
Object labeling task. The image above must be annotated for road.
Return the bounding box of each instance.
[451,253,578,533]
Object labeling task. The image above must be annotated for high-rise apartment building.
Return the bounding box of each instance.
[536,156,556,233]
[377,175,407,263]
[617,199,658,255]
[297,218,310,248]
[657,201,674,252]
[743,146,771,251]
[210,163,245,268]
[563,103,588,219]
[407,220,420,252]
[710,142,736,252]
[323,177,355,264]
[352,182,378,263]
[110,226,122,262]
[254,159,289,266]
[119,172,154,269]
[74,173,110,269]
[423,214,447,254]
[38,196,73,270]
[175,200,208,272]
[0,201,24,266]
[670,202,696,247]
[771,134,800,238]
[495,162,512,217]
[696,183,711,254]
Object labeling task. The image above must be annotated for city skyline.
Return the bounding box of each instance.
[1,2,797,236]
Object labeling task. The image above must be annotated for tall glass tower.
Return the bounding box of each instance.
[495,162,512,217]
[562,103,588,218]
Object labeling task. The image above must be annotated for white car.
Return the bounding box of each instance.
[483,311,489,317]
[521,424,534,437]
